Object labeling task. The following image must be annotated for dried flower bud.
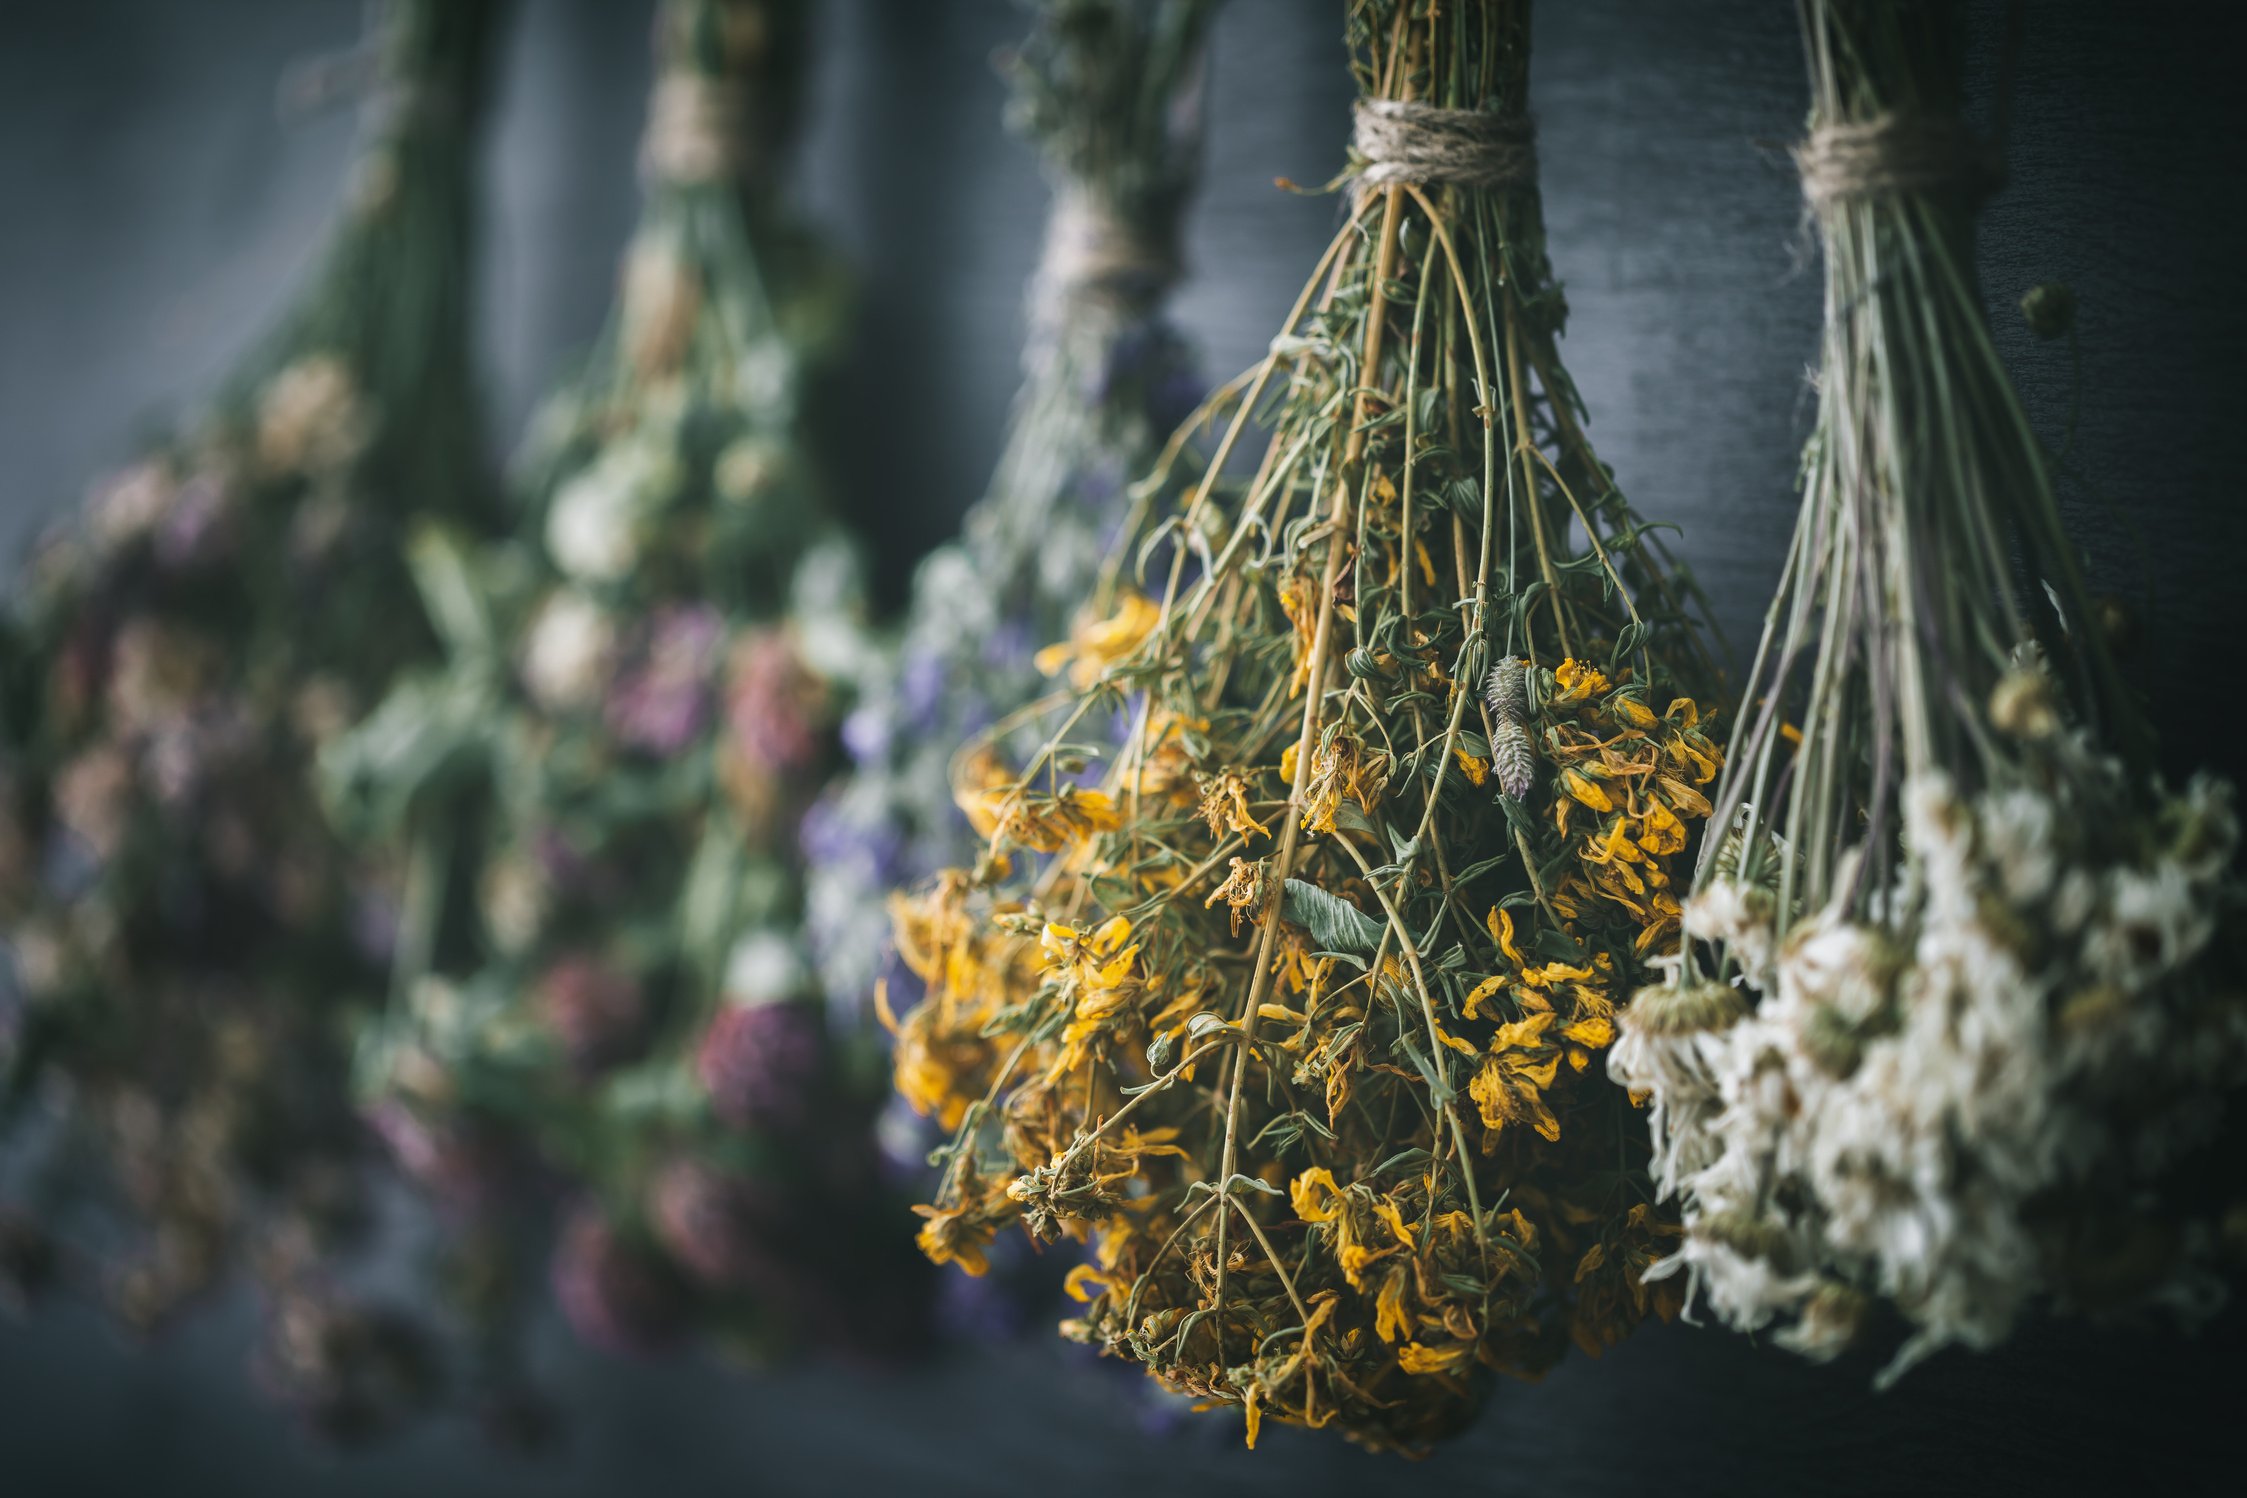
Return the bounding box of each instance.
[696,1001,824,1134]
[1484,655,1536,799]
[519,590,614,711]
[715,434,788,504]
[365,1103,510,1214]
[2018,281,2077,340]
[255,354,372,477]
[1625,980,1748,1037]
[1697,1208,1797,1267]
[649,1157,790,1292]
[1776,1279,1868,1362]
[605,604,723,756]
[257,1292,440,1445]
[536,954,650,1077]
[1989,665,2061,741]
[550,1206,688,1357]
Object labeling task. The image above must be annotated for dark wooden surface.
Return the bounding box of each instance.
[2,2,2243,1493]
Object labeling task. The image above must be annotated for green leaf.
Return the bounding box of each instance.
[1281,879,1383,954]
[1454,852,1512,884]
[404,522,494,662]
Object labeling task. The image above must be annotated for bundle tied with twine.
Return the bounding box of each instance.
[1614,0,2243,1384]
[1350,95,1536,198]
[804,0,1213,1048]
[0,0,504,1439]
[892,0,1725,1454]
[323,0,920,1372]
[1790,110,1998,212]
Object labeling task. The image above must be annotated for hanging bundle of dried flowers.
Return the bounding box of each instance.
[1612,0,2243,1382]
[0,2,501,1422]
[803,0,1212,1030]
[803,0,1216,1345]
[321,0,916,1369]
[890,0,1723,1452]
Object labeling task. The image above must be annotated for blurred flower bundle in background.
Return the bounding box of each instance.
[804,0,1217,1338]
[0,0,503,1439]
[890,0,1725,1453]
[1612,0,2245,1383]
[321,0,926,1379]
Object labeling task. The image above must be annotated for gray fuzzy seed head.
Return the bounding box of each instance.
[1485,655,1527,721]
[1493,719,1536,801]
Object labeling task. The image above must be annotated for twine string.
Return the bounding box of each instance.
[640,72,755,185]
[1351,98,1536,200]
[1795,112,2000,211]
[1032,187,1182,323]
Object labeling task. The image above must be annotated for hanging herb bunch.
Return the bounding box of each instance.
[0,0,500,1429]
[892,0,1723,1453]
[803,0,1212,1032]
[803,0,1215,1341]
[325,0,903,1366]
[1612,0,2243,1382]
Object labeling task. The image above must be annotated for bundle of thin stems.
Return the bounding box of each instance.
[1613,0,2242,1382]
[0,0,501,1435]
[326,0,912,1366]
[893,0,1723,1452]
[804,0,1212,1033]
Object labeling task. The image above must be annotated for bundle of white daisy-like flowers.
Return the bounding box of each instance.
[1611,0,2243,1382]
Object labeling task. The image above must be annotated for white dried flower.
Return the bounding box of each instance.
[256,354,372,476]
[520,590,614,710]
[88,462,174,549]
[479,852,549,957]
[723,929,809,1005]
[1645,766,2242,1375]
[546,443,668,582]
[714,434,786,504]
[1683,876,1777,988]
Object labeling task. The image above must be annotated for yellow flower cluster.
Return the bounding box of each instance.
[886,644,1719,1450]
[1540,659,1721,958]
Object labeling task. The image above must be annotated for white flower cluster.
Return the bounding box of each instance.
[545,438,679,584]
[1613,767,2243,1379]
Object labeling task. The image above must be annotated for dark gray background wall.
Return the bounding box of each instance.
[1,2,2242,1494]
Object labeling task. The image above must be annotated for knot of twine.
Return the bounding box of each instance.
[1033,189,1182,322]
[1351,98,1535,200]
[640,73,755,185]
[1794,113,2000,211]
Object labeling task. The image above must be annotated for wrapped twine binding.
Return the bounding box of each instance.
[1033,187,1182,324]
[1793,111,2001,210]
[640,72,755,184]
[1350,96,1535,199]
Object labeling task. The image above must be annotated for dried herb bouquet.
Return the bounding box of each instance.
[893,0,1725,1452]
[0,0,502,1426]
[804,0,1213,1032]
[803,0,1216,1343]
[1613,0,2244,1382]
[325,0,906,1365]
